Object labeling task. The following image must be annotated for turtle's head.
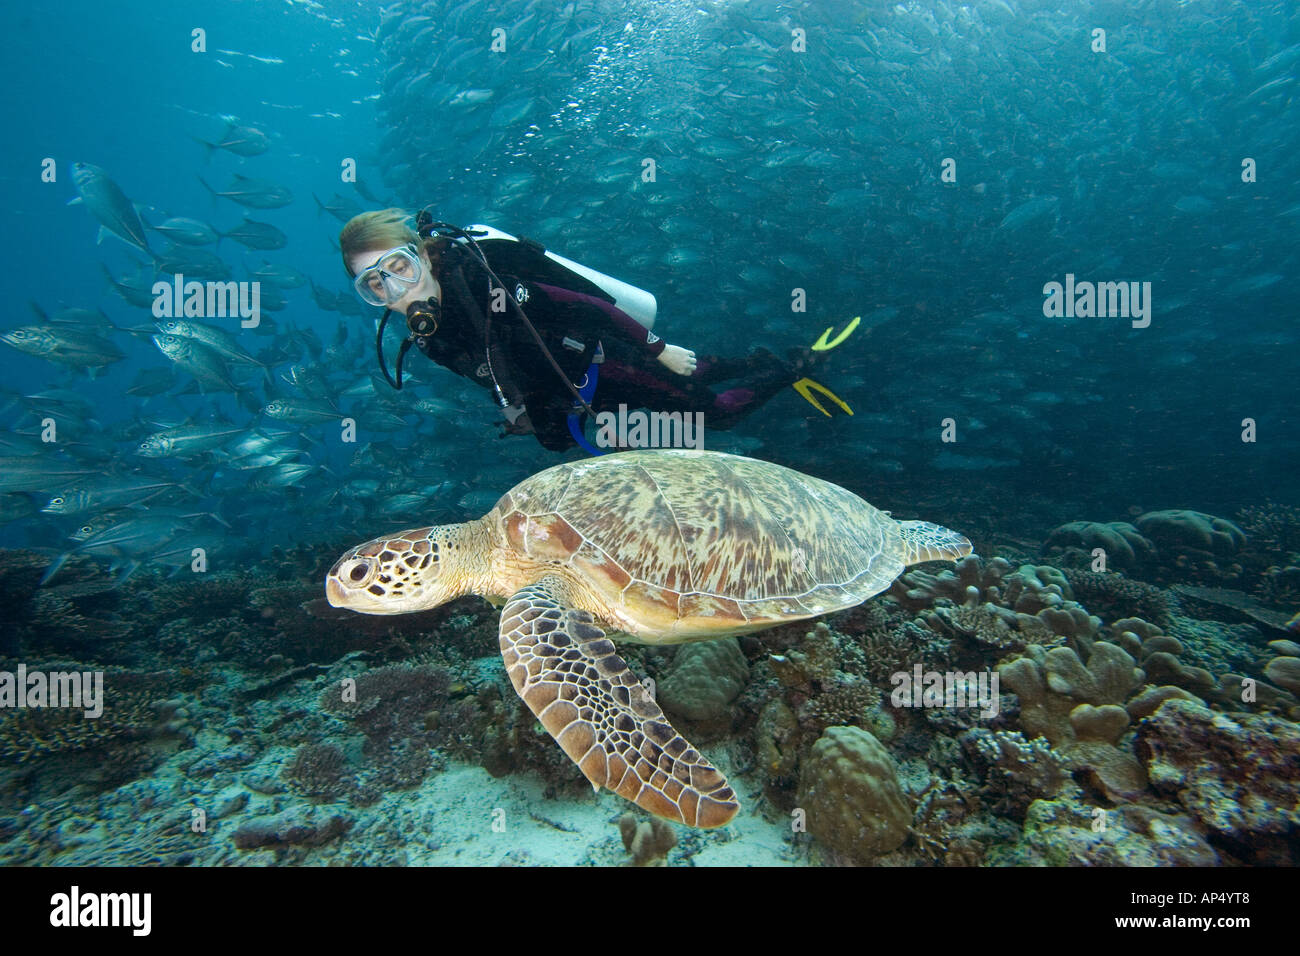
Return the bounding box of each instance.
[326,523,473,614]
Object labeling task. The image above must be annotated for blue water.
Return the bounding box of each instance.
[0,0,1296,868]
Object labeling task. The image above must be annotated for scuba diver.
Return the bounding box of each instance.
[339,208,854,453]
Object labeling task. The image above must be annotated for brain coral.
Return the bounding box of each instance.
[1135,510,1246,557]
[658,638,749,721]
[797,726,912,863]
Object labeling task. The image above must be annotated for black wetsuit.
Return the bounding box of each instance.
[418,238,798,450]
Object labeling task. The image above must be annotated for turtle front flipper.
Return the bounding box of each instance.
[498,576,739,828]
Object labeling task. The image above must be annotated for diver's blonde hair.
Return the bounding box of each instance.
[339,208,419,276]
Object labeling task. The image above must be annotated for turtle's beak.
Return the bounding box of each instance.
[325,576,349,607]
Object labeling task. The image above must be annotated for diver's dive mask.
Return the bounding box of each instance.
[353,244,422,307]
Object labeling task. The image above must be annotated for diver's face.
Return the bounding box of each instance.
[349,246,439,313]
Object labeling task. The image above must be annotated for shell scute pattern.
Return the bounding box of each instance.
[494,451,906,622]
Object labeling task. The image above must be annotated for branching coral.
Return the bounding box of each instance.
[320,664,450,745]
[959,728,1067,821]
[283,742,350,801]
[1061,569,1172,626]
[1236,501,1300,557]
[0,668,197,766]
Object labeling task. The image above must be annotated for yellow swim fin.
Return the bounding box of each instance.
[811,315,861,352]
[793,377,853,417]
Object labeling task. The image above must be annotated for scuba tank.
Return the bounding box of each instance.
[459,224,657,330]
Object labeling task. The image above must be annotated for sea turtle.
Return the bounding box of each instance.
[325,450,970,828]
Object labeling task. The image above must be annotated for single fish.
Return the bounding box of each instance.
[101,264,158,308]
[313,192,362,222]
[149,216,220,246]
[42,476,198,514]
[29,303,116,333]
[194,118,270,157]
[125,367,178,397]
[69,509,132,542]
[153,334,239,393]
[248,462,317,489]
[0,325,125,375]
[308,280,343,311]
[262,399,344,424]
[998,195,1059,231]
[22,388,97,421]
[220,218,287,250]
[247,261,307,289]
[136,423,250,459]
[69,162,154,257]
[154,246,233,281]
[199,173,293,209]
[0,457,102,494]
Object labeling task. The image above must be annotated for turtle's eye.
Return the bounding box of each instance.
[338,558,376,588]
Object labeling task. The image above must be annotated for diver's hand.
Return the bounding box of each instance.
[498,414,534,436]
[658,344,697,376]
[498,407,534,436]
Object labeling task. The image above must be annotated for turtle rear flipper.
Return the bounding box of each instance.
[897,520,972,565]
[499,576,739,828]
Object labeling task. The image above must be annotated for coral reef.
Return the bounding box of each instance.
[959,728,1067,820]
[1136,510,1247,558]
[857,620,937,688]
[797,726,912,863]
[1137,698,1300,864]
[1236,501,1300,556]
[906,775,995,866]
[618,812,677,866]
[0,551,131,658]
[894,555,1105,657]
[769,621,840,691]
[1045,520,1155,570]
[283,742,351,801]
[231,808,354,851]
[997,642,1147,801]
[0,668,198,770]
[992,795,1220,866]
[1061,569,1171,626]
[320,664,450,744]
[755,698,801,804]
[755,621,902,799]
[311,663,451,802]
[1257,564,1300,606]
[888,555,1016,614]
[658,638,749,722]
[1132,509,1247,585]
[1264,655,1300,696]
[1172,584,1294,633]
[1,514,1295,869]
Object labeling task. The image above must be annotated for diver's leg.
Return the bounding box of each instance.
[706,349,806,428]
